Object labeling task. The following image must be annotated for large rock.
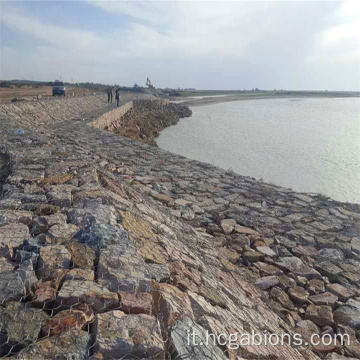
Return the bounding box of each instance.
[270,287,294,310]
[0,257,27,303]
[309,292,338,308]
[0,223,29,257]
[36,245,71,280]
[295,320,320,342]
[307,279,325,294]
[41,307,94,337]
[334,303,360,329]
[304,305,334,327]
[277,257,322,279]
[315,261,343,281]
[46,223,79,244]
[96,311,165,359]
[56,280,120,312]
[169,316,227,359]
[76,223,128,249]
[255,276,279,290]
[351,237,360,255]
[288,286,309,305]
[66,242,95,270]
[0,302,48,343]
[318,248,345,261]
[220,218,236,235]
[0,210,32,226]
[97,245,152,293]
[326,283,356,302]
[153,282,194,328]
[14,330,90,359]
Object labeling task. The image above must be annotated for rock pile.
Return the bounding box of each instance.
[107,100,192,145]
[0,95,359,359]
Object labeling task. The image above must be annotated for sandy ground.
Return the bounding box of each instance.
[180,93,359,107]
[0,85,94,104]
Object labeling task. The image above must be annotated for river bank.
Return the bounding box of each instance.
[176,92,360,107]
[0,95,359,359]
[106,100,192,145]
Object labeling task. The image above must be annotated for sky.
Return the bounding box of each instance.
[0,0,359,90]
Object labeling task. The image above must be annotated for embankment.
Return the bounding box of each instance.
[0,95,359,360]
[106,100,192,145]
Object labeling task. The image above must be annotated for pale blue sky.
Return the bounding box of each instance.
[0,1,359,90]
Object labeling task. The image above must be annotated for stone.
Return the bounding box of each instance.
[351,237,360,255]
[255,245,277,257]
[325,354,357,360]
[30,216,49,235]
[315,261,343,281]
[0,257,27,303]
[46,212,67,227]
[192,204,204,214]
[0,210,32,226]
[68,204,118,227]
[0,302,48,343]
[36,245,71,280]
[41,307,95,337]
[151,193,173,205]
[304,304,334,327]
[14,330,90,359]
[97,245,152,293]
[181,208,195,220]
[0,222,29,257]
[229,234,250,247]
[174,198,192,207]
[243,251,265,263]
[152,282,194,328]
[46,223,79,244]
[218,247,239,264]
[46,185,73,207]
[307,279,325,294]
[76,223,128,249]
[288,286,309,305]
[295,320,320,342]
[96,311,165,359]
[42,173,74,185]
[309,292,338,308]
[255,276,279,290]
[326,283,356,302]
[254,262,283,276]
[334,305,360,329]
[277,275,297,291]
[56,280,120,312]
[119,291,153,315]
[66,242,95,270]
[220,218,236,234]
[170,209,181,218]
[234,224,260,235]
[64,268,95,281]
[277,257,322,280]
[33,281,57,305]
[270,287,294,310]
[318,248,345,261]
[169,316,227,360]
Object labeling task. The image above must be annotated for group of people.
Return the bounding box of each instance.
[107,87,120,107]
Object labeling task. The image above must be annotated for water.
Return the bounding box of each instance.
[157,97,360,204]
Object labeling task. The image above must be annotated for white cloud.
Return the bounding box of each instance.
[0,1,359,89]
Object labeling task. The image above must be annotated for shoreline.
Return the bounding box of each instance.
[178,93,360,107]
[0,95,359,359]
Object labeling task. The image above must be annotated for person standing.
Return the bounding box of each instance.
[107,87,112,103]
[115,88,120,107]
